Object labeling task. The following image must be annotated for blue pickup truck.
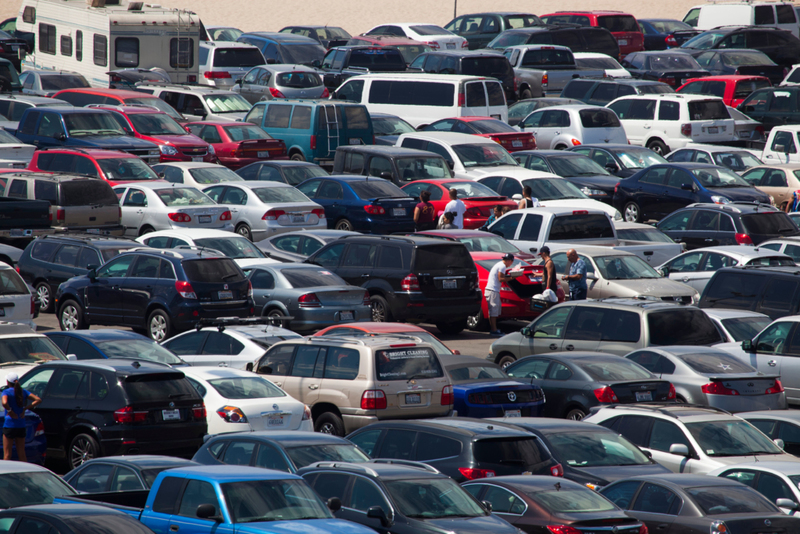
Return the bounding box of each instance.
[14,107,161,165]
[55,465,376,534]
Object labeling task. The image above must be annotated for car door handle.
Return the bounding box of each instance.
[769,360,778,366]
[274,382,282,387]
[361,274,370,278]
[218,362,227,367]
[170,526,179,532]
[549,344,558,350]
[643,125,651,129]
[565,345,574,351]
[656,524,669,530]
[308,384,319,390]
[705,238,714,242]
[111,285,120,290]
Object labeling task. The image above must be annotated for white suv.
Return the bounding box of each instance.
[584,404,800,474]
[135,83,253,122]
[607,94,735,156]
[516,105,628,150]
[199,42,266,90]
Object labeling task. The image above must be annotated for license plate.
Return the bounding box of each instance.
[446,42,455,49]
[257,151,268,158]
[266,413,284,427]
[392,208,405,217]
[619,39,628,45]
[443,279,457,289]
[192,156,203,162]
[635,391,653,402]
[406,393,421,404]
[218,290,233,300]
[505,409,521,417]
[708,127,718,134]
[199,215,211,223]
[512,140,523,147]
[86,229,100,234]
[291,214,305,223]
[10,46,17,51]
[162,409,180,421]
[349,137,361,145]
[340,311,354,321]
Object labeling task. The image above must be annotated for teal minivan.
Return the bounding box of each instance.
[243,99,373,167]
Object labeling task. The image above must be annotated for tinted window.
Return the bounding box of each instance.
[632,483,681,515]
[601,481,641,509]
[368,80,454,106]
[60,181,118,207]
[375,347,443,380]
[741,213,797,235]
[414,245,473,271]
[415,433,462,461]
[473,437,549,466]
[579,109,621,128]
[704,272,766,309]
[30,241,59,261]
[648,309,722,345]
[123,374,197,403]
[182,259,244,283]
[549,214,614,240]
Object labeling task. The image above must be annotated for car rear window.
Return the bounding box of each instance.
[741,212,798,235]
[648,309,723,345]
[59,181,119,206]
[637,84,673,94]
[282,268,346,288]
[473,437,550,466]
[688,100,729,120]
[575,359,652,381]
[461,57,513,77]
[410,25,449,36]
[276,71,322,88]
[734,79,771,99]
[686,486,777,515]
[678,352,753,374]
[349,180,406,199]
[212,48,265,67]
[375,346,443,380]
[40,75,90,91]
[182,258,245,283]
[520,49,573,66]
[597,15,639,32]
[348,49,406,69]
[123,373,198,403]
[414,244,473,272]
[550,214,615,240]
[579,109,621,128]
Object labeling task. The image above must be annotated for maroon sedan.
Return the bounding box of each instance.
[186,121,288,170]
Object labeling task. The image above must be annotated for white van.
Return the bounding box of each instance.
[331,73,507,128]
[683,2,800,38]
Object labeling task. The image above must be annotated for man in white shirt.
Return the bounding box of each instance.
[444,188,467,229]
[485,253,514,336]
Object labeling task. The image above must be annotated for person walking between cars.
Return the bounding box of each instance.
[786,189,800,213]
[480,205,504,231]
[486,253,515,337]
[414,190,437,231]
[518,186,541,210]
[562,249,587,301]
[445,188,467,229]
[2,372,40,462]
[540,246,565,303]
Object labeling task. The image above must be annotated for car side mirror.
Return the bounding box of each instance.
[266,58,279,65]
[379,171,393,181]
[184,126,192,133]
[235,78,243,86]
[57,133,67,141]
[605,163,618,172]
[447,160,454,170]
[367,505,393,527]
[775,144,786,153]
[196,504,222,521]
[741,105,755,113]
[311,59,321,68]
[481,501,493,512]
[742,339,754,352]
[87,267,97,281]
[191,108,207,117]
[777,498,797,510]
[657,267,668,277]
[245,362,253,371]
[586,274,598,281]
[452,349,461,355]
[65,354,77,361]
[642,450,653,460]
[774,438,785,450]
[669,443,690,457]
[521,326,532,337]
[327,497,342,513]
[158,172,166,179]
[681,183,694,191]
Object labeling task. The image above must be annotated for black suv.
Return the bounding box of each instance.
[408,50,516,102]
[681,26,800,69]
[19,359,207,468]
[54,248,253,341]
[319,45,407,88]
[305,235,480,334]
[699,265,800,319]
[737,86,800,131]
[486,25,620,59]
[656,202,799,249]
[332,146,452,186]
[561,78,673,106]
[345,417,559,482]
[18,234,139,313]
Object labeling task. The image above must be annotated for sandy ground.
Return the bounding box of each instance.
[1,0,705,36]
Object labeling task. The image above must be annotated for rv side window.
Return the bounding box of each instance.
[116,37,139,68]
[61,36,72,57]
[94,34,108,67]
[170,38,194,68]
[22,6,35,24]
[76,31,83,62]
[39,23,56,55]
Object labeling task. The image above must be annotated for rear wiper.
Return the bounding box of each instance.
[498,459,525,464]
[222,273,239,280]
[169,393,190,398]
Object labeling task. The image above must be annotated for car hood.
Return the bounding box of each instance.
[421,514,519,534]
[140,133,206,147]
[66,135,158,150]
[538,199,620,219]
[602,278,698,297]
[566,175,620,191]
[705,186,769,202]
[238,518,376,534]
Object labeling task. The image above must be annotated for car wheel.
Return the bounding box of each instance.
[69,433,99,469]
[623,202,641,223]
[497,353,516,369]
[35,282,52,313]
[436,319,467,335]
[646,139,668,156]
[520,88,532,100]
[335,219,353,231]
[370,295,393,322]
[139,225,155,236]
[466,309,488,331]
[236,223,252,241]
[147,309,172,342]
[565,407,587,420]
[59,300,86,331]
[290,152,306,162]
[315,412,345,436]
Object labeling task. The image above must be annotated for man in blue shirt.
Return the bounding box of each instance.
[561,249,587,300]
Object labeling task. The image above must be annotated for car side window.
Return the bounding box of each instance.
[163,332,208,355]
[221,441,256,466]
[500,178,522,198]
[667,252,703,272]
[482,485,527,514]
[343,244,376,268]
[531,306,571,339]
[658,211,693,231]
[110,467,143,492]
[639,167,669,185]
[20,368,55,398]
[521,111,543,128]
[489,212,522,239]
[756,472,795,503]
[545,362,571,380]
[380,429,416,459]
[202,332,244,355]
[324,347,359,380]
[601,481,642,509]
[123,188,148,207]
[626,351,676,375]
[313,242,345,268]
[96,255,135,278]
[177,479,221,519]
[73,463,113,492]
[290,346,326,378]
[250,269,275,290]
[254,442,291,471]
[77,247,102,269]
[349,428,382,457]
[700,253,735,271]
[257,344,295,375]
[772,130,797,154]
[648,419,691,454]
[47,369,86,398]
[632,483,681,515]
[415,432,462,461]
[53,245,81,267]
[65,338,101,360]
[565,307,604,341]
[525,156,550,172]
[760,279,800,314]
[350,477,391,513]
[506,358,551,379]
[722,469,758,488]
[307,473,351,502]
[316,181,343,200]
[658,101,680,121]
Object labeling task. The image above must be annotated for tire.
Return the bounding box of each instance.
[35,282,52,313]
[236,223,252,241]
[466,309,488,331]
[290,152,306,162]
[147,309,173,342]
[675,395,688,404]
[138,225,155,237]
[69,433,99,469]
[497,353,516,369]
[370,295,393,322]
[59,300,87,331]
[565,407,587,421]
[520,88,532,100]
[335,218,353,231]
[264,308,289,328]
[436,318,467,335]
[623,201,641,223]
[315,412,345,436]
[646,139,669,156]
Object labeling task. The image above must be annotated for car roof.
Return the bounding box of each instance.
[0,460,52,475]
[209,430,352,447]
[677,143,757,153]
[54,88,159,98]
[711,461,800,475]
[299,461,445,480]
[676,245,790,257]
[336,146,441,157]
[318,321,427,334]
[617,473,744,488]
[121,180,194,190]
[33,234,136,247]
[363,417,536,437]
[416,229,497,238]
[701,308,770,320]
[740,410,800,422]
[578,144,654,150]
[614,93,724,102]
[0,95,72,106]
[263,229,357,240]
[549,245,635,257]
[641,345,742,357]
[1,503,136,518]
[179,367,272,381]
[37,147,140,159]
[746,164,800,171]
[153,162,230,170]
[440,354,501,368]
[140,228,246,239]
[559,297,688,310]
[40,358,182,375]
[471,251,526,262]
[170,465,302,481]
[491,416,611,434]
[77,455,198,469]
[220,181,293,191]
[241,32,320,44]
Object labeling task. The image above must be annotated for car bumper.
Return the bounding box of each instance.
[485,296,543,321]
[167,222,235,232]
[218,155,289,170]
[706,392,786,412]
[289,305,372,333]
[172,300,254,331]
[341,408,455,434]
[353,217,415,235]
[392,292,482,321]
[455,402,544,419]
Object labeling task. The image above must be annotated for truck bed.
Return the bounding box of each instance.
[55,490,149,514]
[0,197,55,236]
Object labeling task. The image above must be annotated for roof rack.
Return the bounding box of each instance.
[368,459,440,473]
[307,462,380,477]
[592,403,732,418]
[337,235,416,244]
[172,245,226,257]
[306,334,424,345]
[127,247,183,258]
[86,103,162,112]
[194,316,294,331]
[39,233,135,243]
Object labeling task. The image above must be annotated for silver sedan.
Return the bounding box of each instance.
[233,65,326,104]
[626,346,786,412]
[256,229,359,262]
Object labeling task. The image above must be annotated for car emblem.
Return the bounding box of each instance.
[765,519,772,527]
[640,385,648,389]
[224,284,228,290]
[273,404,279,410]
[169,402,175,408]
[508,392,517,402]
[447,269,453,275]
[748,382,754,387]
[410,380,416,385]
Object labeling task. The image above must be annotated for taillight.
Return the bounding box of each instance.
[468,392,491,404]
[458,92,465,107]
[311,208,325,219]
[298,293,321,308]
[711,520,727,534]
[513,77,519,91]
[667,383,676,400]
[30,295,35,315]
[665,35,678,47]
[364,204,385,215]
[594,386,619,403]
[203,71,231,79]
[269,87,286,98]
[541,73,548,87]
[114,406,147,424]
[321,87,329,98]
[175,280,197,299]
[733,69,740,75]
[34,421,44,437]
[550,463,564,477]
[310,134,316,150]
[168,212,192,223]
[658,77,676,86]
[681,123,692,137]
[361,390,387,410]
[425,41,440,49]
[246,280,253,298]
[401,273,420,291]
[458,467,496,480]
[765,379,784,395]
[735,233,753,245]
[192,403,207,420]
[639,525,649,534]
[110,74,122,83]
[460,40,468,48]
[441,385,453,406]
[362,290,371,306]
[55,209,65,223]
[219,210,232,221]
[571,138,581,146]
[701,382,739,396]
[263,209,286,220]
[546,526,582,534]
[464,207,483,217]
[614,182,620,194]
[303,405,312,420]
[216,405,246,423]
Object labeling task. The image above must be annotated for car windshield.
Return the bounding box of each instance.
[575,56,622,70]
[210,28,243,41]
[207,376,286,398]
[40,74,90,90]
[453,144,518,168]
[711,152,761,172]
[685,420,783,457]
[0,471,76,508]
[224,124,272,141]
[373,116,416,136]
[410,25,450,36]
[285,444,369,467]
[222,479,331,523]
[647,54,702,71]
[253,186,310,203]
[532,487,617,513]
[595,255,661,280]
[189,166,243,184]
[521,178,587,201]
[96,339,184,365]
[0,337,64,364]
[349,180,408,199]
[616,227,675,243]
[282,165,329,185]
[282,44,325,65]
[686,486,778,515]
[276,71,322,88]
[721,51,775,66]
[682,32,726,49]
[204,94,252,113]
[128,113,187,135]
[576,358,653,381]
[395,44,431,64]
[614,149,668,169]
[549,431,652,467]
[649,20,693,32]
[549,156,611,177]
[97,158,159,181]
[385,478,485,519]
[447,364,507,381]
[126,97,184,121]
[446,181,502,198]
[155,187,214,206]
[691,167,751,188]
[64,112,125,136]
[720,316,771,342]
[282,268,346,287]
[456,235,520,254]
[678,352,755,374]
[580,109,622,128]
[468,120,517,134]
[396,157,452,180]
[194,237,265,258]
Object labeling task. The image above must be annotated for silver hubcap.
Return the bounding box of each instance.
[150,315,167,341]
[568,411,585,421]
[319,422,335,434]
[237,226,250,238]
[499,358,514,370]
[71,437,94,468]
[337,221,351,231]
[268,311,283,318]
[650,145,664,155]
[467,311,482,329]
[62,305,79,330]
[371,302,385,322]
[625,204,639,222]
[37,285,50,310]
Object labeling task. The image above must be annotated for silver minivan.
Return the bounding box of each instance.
[199,42,266,90]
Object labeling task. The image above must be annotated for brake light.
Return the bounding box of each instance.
[464,207,483,217]
[30,295,35,315]
[639,525,649,534]
[303,405,312,420]
[614,182,620,194]
[34,421,44,437]
[401,273,420,291]
[658,77,676,86]
[364,204,386,215]
[192,403,207,419]
[168,212,192,223]
[362,290,371,306]
[311,208,325,219]
[175,280,197,299]
[263,209,286,220]
[219,210,232,221]
[298,292,322,308]
[546,526,582,534]
[441,385,453,405]
[310,135,316,150]
[425,41,440,49]
[460,40,468,48]
[665,35,678,47]
[246,280,253,298]
[514,77,519,91]
[572,210,588,215]
[701,381,739,396]
[571,138,581,146]
[321,87,329,98]
[458,92,465,107]
[114,406,147,424]
[110,74,122,83]
[468,392,491,404]
[541,73,548,87]
[667,383,676,400]
[681,123,692,137]
[550,463,564,477]
[735,233,753,245]
[765,379,784,394]
[204,71,231,79]
[216,405,246,422]
[594,386,619,403]
[361,390,387,410]
[55,209,65,223]
[458,467,496,480]
[269,87,286,98]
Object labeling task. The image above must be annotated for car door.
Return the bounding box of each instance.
[561,306,603,352]
[84,254,136,325]
[632,166,671,219]
[518,110,545,143]
[657,209,694,246]
[341,475,394,533]
[681,209,723,249]
[749,320,794,391]
[281,345,324,407]
[122,255,167,327]
[663,251,706,291]
[629,482,680,533]
[120,188,148,237]
[38,367,91,453]
[645,418,698,473]
[162,331,210,365]
[47,244,84,291]
[249,268,277,312]
[464,80,490,117]
[518,305,572,356]
[18,368,58,450]
[168,479,234,534]
[195,331,243,368]
[336,242,376,287]
[660,168,698,216]
[315,180,346,224]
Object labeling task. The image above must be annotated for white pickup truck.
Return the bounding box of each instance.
[761,125,800,164]
[487,206,683,265]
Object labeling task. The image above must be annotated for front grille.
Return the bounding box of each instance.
[469,389,544,404]
[180,146,208,156]
[661,296,692,305]
[127,148,161,165]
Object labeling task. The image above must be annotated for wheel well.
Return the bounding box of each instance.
[144,303,168,322]
[262,304,286,316]
[554,144,567,150]
[311,403,341,422]
[235,222,250,229]
[645,137,667,148]
[64,425,99,452]
[495,351,516,365]
[139,225,155,236]
[0,256,11,266]
[288,148,304,157]
[563,402,587,417]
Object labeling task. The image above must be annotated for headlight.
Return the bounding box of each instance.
[207,145,215,155]
[159,144,179,156]
[613,210,622,220]
[580,187,607,197]
[769,195,775,206]
[691,292,700,305]
[710,195,730,204]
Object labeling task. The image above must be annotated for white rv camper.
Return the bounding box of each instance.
[15,0,201,87]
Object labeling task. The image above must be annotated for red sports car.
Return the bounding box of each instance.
[185,121,288,170]
[421,116,536,152]
[470,252,544,330]
[401,179,517,229]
